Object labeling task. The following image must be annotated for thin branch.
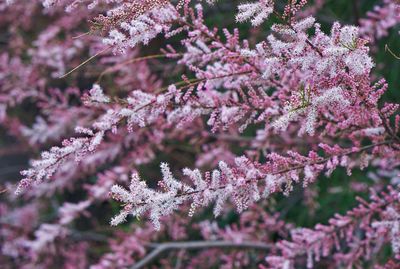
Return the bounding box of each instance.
[72,31,91,40]
[59,46,111,78]
[385,44,400,60]
[96,53,183,83]
[130,139,394,207]
[174,141,393,199]
[131,240,272,269]
[20,70,251,192]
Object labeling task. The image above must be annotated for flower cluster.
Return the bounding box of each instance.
[266,187,400,268]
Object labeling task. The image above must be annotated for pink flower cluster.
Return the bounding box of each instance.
[0,0,399,268]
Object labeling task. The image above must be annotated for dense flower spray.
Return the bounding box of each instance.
[0,0,399,268]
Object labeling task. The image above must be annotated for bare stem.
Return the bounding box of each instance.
[59,46,111,78]
[385,44,400,60]
[131,240,272,269]
[96,53,183,83]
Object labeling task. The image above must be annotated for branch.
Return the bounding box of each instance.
[121,140,393,211]
[131,240,272,269]
[167,140,394,201]
[385,44,400,60]
[59,46,111,78]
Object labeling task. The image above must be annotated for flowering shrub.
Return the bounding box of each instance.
[0,0,400,268]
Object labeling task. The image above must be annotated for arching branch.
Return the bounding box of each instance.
[131,240,272,269]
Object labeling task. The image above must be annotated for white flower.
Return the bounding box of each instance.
[236,0,274,26]
[345,50,374,75]
[88,84,110,103]
[339,26,359,47]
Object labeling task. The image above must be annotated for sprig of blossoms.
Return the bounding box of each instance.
[103,3,178,53]
[266,187,400,268]
[110,141,392,230]
[236,0,274,26]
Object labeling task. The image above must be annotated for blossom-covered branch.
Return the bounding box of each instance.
[110,140,394,229]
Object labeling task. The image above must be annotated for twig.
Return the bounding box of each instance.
[72,31,91,40]
[131,240,272,269]
[59,46,111,78]
[96,53,182,83]
[385,44,400,60]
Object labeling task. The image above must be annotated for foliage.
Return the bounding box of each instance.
[0,0,399,268]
